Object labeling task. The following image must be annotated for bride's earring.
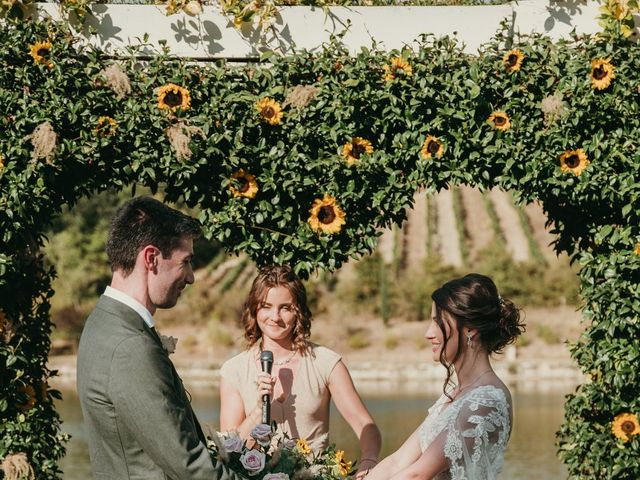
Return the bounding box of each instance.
[466,332,473,347]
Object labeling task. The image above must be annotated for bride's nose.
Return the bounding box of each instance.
[425,321,437,340]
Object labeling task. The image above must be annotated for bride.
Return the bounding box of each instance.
[365,273,525,480]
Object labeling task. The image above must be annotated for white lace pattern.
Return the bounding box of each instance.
[418,384,510,480]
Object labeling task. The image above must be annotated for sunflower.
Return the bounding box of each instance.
[308,194,346,235]
[256,97,283,125]
[334,450,352,477]
[29,41,53,69]
[487,111,511,131]
[296,438,312,455]
[503,49,524,73]
[94,116,118,137]
[342,137,373,166]
[229,169,259,199]
[157,83,191,112]
[16,385,37,412]
[612,413,640,442]
[383,57,413,82]
[0,154,4,172]
[559,149,590,176]
[590,59,615,91]
[634,242,640,256]
[421,135,444,159]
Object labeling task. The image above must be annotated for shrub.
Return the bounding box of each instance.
[207,318,236,347]
[536,324,562,345]
[347,328,371,349]
[383,331,399,350]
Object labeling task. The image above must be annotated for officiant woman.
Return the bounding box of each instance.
[219,264,381,479]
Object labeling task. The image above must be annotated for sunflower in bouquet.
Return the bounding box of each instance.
[208,423,356,479]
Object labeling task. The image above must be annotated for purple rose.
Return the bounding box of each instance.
[250,423,272,447]
[240,450,266,476]
[222,433,244,453]
[282,438,297,450]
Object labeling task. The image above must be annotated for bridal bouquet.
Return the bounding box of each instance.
[207,424,355,479]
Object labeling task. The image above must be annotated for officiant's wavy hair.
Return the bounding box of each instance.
[106,196,201,275]
[242,265,313,354]
[431,273,525,397]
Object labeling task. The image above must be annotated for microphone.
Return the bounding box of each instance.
[260,350,273,425]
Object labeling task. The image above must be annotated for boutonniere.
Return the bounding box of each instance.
[159,334,178,354]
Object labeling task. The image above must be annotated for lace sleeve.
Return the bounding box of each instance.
[444,386,511,480]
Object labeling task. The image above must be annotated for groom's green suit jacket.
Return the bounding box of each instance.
[77,296,243,480]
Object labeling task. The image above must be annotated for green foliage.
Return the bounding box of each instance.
[482,192,504,242]
[425,194,436,256]
[472,243,580,307]
[515,333,531,347]
[346,327,371,349]
[207,317,236,347]
[45,190,123,306]
[450,187,469,265]
[0,7,638,478]
[341,252,383,308]
[219,256,250,293]
[0,249,69,477]
[379,259,390,325]
[536,324,562,345]
[395,257,463,322]
[44,190,221,298]
[389,248,580,325]
[383,330,398,350]
[514,201,547,265]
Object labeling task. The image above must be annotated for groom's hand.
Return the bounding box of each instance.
[354,469,369,480]
[355,458,378,480]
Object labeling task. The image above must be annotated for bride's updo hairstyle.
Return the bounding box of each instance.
[431,273,525,395]
[242,265,313,354]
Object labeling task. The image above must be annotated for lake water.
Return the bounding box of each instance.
[57,386,569,479]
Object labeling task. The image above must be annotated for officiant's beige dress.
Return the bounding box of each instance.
[220,343,341,452]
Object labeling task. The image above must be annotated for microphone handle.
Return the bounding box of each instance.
[260,355,273,425]
[262,394,271,425]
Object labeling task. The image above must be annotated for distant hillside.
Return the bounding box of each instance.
[185,186,576,312]
[46,186,580,354]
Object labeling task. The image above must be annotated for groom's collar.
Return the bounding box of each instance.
[104,286,155,329]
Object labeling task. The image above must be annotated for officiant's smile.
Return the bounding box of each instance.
[256,286,298,344]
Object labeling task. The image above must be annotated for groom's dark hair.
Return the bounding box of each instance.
[106,196,201,275]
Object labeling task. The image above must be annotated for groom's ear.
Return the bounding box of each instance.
[141,245,160,272]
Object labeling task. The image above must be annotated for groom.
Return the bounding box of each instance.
[77,196,243,480]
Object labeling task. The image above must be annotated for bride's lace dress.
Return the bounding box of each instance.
[418,384,510,480]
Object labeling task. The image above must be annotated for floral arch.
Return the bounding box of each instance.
[0,4,639,478]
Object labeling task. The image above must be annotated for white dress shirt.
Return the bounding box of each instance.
[104,286,155,329]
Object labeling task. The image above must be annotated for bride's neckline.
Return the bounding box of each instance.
[442,383,505,406]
